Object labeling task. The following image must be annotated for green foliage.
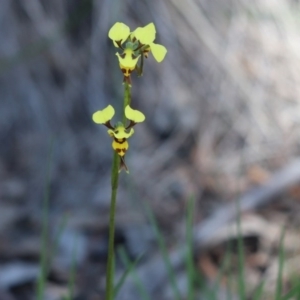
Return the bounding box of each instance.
[275,228,285,300]
[185,196,196,300]
[36,145,299,300]
[236,201,246,300]
[144,201,182,300]
[114,249,144,298]
[118,248,151,300]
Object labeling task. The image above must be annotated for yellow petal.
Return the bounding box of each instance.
[92,105,115,124]
[133,23,156,45]
[125,105,145,123]
[150,43,167,62]
[116,50,140,69]
[108,22,130,45]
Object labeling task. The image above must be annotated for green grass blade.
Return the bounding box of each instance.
[144,202,182,300]
[282,275,300,300]
[282,286,298,300]
[192,259,214,300]
[252,279,265,300]
[296,276,300,300]
[36,139,55,300]
[275,227,285,300]
[47,213,69,275]
[236,200,246,300]
[185,196,219,300]
[118,248,151,300]
[201,241,233,300]
[226,273,234,300]
[185,196,196,300]
[66,237,77,300]
[114,249,144,297]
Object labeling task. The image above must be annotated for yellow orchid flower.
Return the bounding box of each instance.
[132,23,167,62]
[108,123,134,172]
[92,105,145,173]
[108,22,167,83]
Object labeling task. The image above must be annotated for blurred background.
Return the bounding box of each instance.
[2,0,300,299]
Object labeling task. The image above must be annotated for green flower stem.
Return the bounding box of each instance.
[105,82,131,300]
[105,152,119,300]
[123,82,131,122]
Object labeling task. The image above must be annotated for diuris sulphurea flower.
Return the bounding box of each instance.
[92,105,145,173]
[108,22,167,84]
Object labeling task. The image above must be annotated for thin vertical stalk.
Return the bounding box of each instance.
[123,83,131,122]
[105,82,131,300]
[36,139,54,300]
[236,200,246,300]
[275,227,285,300]
[186,196,195,300]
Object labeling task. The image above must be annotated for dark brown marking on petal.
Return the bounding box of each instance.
[121,68,133,77]
[126,120,136,129]
[114,138,126,144]
[133,43,144,51]
[120,53,126,59]
[104,121,114,129]
[116,40,124,49]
